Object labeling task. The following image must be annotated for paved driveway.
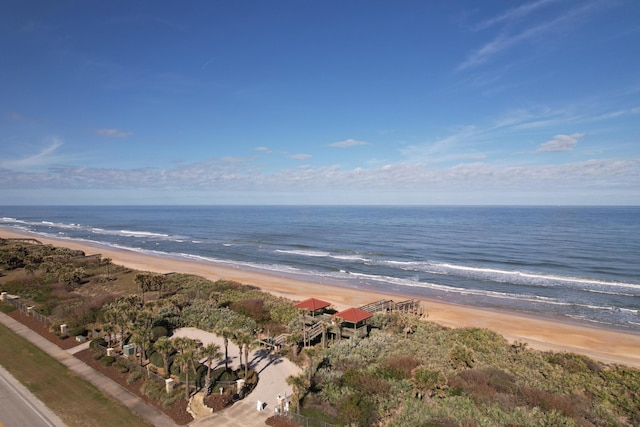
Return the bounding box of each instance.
[172,327,301,426]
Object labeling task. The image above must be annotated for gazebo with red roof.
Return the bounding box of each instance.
[333,307,373,326]
[294,297,331,316]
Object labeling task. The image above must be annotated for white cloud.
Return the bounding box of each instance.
[460,2,600,70]
[254,146,272,153]
[0,137,64,170]
[96,128,133,138]
[328,138,369,148]
[2,156,637,198]
[537,133,584,152]
[474,0,559,31]
[289,154,312,161]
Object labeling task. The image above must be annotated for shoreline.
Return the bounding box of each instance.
[2,226,640,368]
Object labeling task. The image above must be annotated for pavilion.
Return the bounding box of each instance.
[293,297,331,317]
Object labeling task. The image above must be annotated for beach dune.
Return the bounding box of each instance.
[1,227,639,368]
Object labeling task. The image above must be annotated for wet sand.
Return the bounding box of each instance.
[2,227,639,368]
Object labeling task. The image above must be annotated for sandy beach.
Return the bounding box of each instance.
[2,227,640,368]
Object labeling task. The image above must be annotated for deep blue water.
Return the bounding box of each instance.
[2,206,639,332]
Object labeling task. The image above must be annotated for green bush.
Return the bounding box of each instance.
[115,360,130,373]
[449,344,475,370]
[0,302,16,313]
[169,360,181,376]
[89,337,107,349]
[141,380,183,408]
[218,369,237,382]
[69,326,87,337]
[100,355,116,366]
[127,371,143,385]
[151,325,168,341]
[339,393,378,426]
[149,351,164,368]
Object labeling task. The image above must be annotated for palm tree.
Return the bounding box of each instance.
[214,324,233,371]
[319,319,331,348]
[101,257,113,279]
[133,311,153,364]
[154,336,174,378]
[173,338,200,400]
[200,343,222,395]
[286,375,309,414]
[333,316,344,341]
[236,332,255,379]
[102,323,116,348]
[284,332,301,359]
[303,346,318,384]
[411,367,445,399]
[135,274,153,305]
[175,351,194,400]
[152,274,167,299]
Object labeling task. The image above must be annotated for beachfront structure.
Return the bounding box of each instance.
[293,298,331,317]
[332,307,373,339]
[288,297,424,345]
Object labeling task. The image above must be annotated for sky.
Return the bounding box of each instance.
[1,0,639,205]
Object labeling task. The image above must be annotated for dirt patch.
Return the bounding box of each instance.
[265,415,299,427]
[7,309,81,350]
[203,392,233,412]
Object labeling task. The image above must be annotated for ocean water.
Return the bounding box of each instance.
[1,206,639,332]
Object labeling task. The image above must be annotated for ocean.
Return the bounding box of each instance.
[1,206,639,332]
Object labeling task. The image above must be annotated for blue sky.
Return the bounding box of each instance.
[1,0,639,205]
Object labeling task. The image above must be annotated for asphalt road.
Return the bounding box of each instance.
[0,364,66,427]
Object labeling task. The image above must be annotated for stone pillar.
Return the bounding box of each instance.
[27,306,34,316]
[60,324,68,335]
[236,379,245,393]
[165,378,174,394]
[277,394,285,413]
[1,291,7,301]
[107,348,114,357]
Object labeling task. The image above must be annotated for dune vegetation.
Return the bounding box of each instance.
[1,238,639,426]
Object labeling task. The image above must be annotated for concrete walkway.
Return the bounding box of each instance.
[173,327,301,426]
[0,312,177,427]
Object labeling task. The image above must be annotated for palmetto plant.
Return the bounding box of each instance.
[201,343,222,395]
[154,336,174,378]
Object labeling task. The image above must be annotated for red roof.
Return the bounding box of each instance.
[333,307,373,323]
[294,298,331,311]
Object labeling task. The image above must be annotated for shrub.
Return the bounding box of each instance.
[100,355,116,366]
[378,355,421,380]
[69,326,87,337]
[142,380,183,408]
[127,371,144,385]
[0,302,16,313]
[219,369,237,382]
[339,393,378,427]
[151,325,169,341]
[547,352,601,374]
[244,368,258,385]
[89,337,107,349]
[230,298,270,323]
[517,387,577,418]
[341,369,389,397]
[149,351,164,369]
[450,344,475,370]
